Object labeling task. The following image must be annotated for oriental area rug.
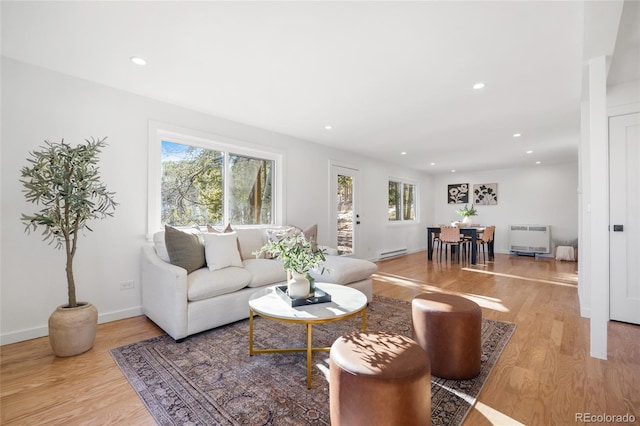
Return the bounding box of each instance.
[110,295,515,425]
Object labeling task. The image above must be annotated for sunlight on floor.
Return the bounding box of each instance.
[372,272,444,292]
[432,381,475,402]
[372,272,510,313]
[461,268,578,288]
[473,401,526,425]
[459,293,510,313]
[317,359,331,382]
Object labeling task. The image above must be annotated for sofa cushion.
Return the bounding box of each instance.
[187,267,252,301]
[203,232,244,271]
[235,228,268,260]
[242,258,287,287]
[309,255,378,285]
[164,225,206,274]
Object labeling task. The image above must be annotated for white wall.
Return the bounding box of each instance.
[433,164,579,254]
[0,58,433,344]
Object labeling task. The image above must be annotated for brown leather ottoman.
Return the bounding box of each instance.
[412,293,481,380]
[329,331,431,426]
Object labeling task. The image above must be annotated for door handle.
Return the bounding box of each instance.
[613,224,624,232]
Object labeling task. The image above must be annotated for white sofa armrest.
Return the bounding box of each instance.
[140,244,189,341]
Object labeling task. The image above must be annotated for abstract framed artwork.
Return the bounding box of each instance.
[447,183,469,204]
[473,183,498,205]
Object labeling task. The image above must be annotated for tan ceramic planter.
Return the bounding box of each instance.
[48,302,98,357]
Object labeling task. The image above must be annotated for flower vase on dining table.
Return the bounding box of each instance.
[462,216,473,226]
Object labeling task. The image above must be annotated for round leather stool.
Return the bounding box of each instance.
[412,293,481,380]
[330,331,431,426]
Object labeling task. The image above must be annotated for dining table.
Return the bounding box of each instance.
[426,226,494,265]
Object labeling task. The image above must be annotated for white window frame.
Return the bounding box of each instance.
[147,121,285,238]
[388,177,419,223]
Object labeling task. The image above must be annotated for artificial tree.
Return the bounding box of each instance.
[20,137,117,356]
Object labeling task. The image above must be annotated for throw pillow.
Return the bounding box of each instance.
[303,224,318,241]
[164,225,206,274]
[206,223,234,233]
[264,227,297,259]
[203,231,244,271]
[303,224,319,252]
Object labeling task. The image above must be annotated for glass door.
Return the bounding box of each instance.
[330,163,359,256]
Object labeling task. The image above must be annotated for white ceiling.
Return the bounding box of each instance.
[2,1,636,174]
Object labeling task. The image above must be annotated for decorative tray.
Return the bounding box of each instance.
[275,285,332,307]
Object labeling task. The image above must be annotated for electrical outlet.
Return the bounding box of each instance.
[119,280,134,290]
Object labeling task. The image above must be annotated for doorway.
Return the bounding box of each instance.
[609,112,640,324]
[330,163,359,256]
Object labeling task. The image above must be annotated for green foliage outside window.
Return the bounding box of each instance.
[161,141,273,226]
[388,180,416,221]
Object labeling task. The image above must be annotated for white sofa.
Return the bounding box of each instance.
[141,227,377,341]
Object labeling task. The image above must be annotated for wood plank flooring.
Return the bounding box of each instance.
[1,252,639,425]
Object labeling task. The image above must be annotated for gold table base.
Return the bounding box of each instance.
[249,307,367,389]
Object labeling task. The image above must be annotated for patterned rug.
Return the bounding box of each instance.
[110,295,515,425]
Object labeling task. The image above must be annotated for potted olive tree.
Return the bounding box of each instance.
[20,137,117,357]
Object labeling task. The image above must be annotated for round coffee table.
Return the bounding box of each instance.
[248,283,367,388]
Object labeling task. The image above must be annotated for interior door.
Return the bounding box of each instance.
[330,164,359,256]
[610,112,640,324]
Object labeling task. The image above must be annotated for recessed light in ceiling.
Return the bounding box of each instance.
[324,125,332,130]
[473,82,485,90]
[536,161,541,164]
[513,133,522,138]
[400,151,407,155]
[130,56,147,66]
[430,162,436,166]
[451,169,456,173]
[526,150,533,154]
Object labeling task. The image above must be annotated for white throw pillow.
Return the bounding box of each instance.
[203,232,243,271]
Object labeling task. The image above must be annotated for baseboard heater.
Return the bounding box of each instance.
[378,248,408,260]
[509,225,551,255]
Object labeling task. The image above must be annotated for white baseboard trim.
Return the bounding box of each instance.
[0,326,49,346]
[98,306,144,324]
[0,306,144,346]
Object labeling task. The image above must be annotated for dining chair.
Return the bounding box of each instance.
[440,226,465,262]
[432,225,446,256]
[474,226,495,262]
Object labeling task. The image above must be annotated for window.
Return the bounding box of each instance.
[148,122,283,236]
[388,179,417,221]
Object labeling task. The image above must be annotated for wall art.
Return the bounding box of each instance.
[473,183,498,205]
[447,183,469,204]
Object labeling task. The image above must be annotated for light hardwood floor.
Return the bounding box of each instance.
[1,253,638,425]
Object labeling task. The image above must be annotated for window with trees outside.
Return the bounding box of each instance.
[162,141,274,226]
[148,122,283,235]
[388,179,417,221]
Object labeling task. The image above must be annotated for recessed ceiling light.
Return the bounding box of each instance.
[473,82,485,90]
[324,125,332,130]
[451,169,456,173]
[526,150,533,154]
[430,162,436,166]
[536,161,541,164]
[130,56,147,66]
[513,133,522,138]
[400,151,407,155]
